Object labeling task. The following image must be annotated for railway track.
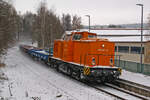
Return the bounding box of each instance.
[76,77,150,100]
[113,78,150,98]
[105,83,149,100]
[87,83,127,100]
[84,80,150,100]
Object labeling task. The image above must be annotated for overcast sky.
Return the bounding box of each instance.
[13,0,150,25]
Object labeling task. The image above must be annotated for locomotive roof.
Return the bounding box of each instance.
[66,31,96,35]
[67,30,150,42]
[71,31,97,35]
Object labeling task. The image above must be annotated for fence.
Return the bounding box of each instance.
[115,59,150,76]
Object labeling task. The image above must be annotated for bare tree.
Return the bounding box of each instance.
[32,1,64,48]
[0,0,18,63]
[72,15,82,31]
[31,1,48,48]
[22,12,35,37]
[62,13,71,31]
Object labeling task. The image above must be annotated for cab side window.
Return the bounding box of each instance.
[73,34,82,40]
[88,35,96,38]
[62,34,71,41]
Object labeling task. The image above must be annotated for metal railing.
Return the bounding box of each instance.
[80,54,121,67]
[115,59,150,75]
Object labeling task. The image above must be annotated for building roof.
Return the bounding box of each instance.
[70,29,150,42]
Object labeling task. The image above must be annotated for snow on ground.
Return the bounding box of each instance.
[0,42,115,100]
[120,70,150,87]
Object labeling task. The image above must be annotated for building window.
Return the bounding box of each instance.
[115,46,117,52]
[142,47,144,54]
[118,46,129,53]
[131,47,144,54]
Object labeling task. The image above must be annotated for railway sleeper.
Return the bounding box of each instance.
[116,80,150,97]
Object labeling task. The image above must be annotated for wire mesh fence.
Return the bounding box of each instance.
[115,59,150,75]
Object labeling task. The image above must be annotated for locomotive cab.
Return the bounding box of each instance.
[62,31,97,41]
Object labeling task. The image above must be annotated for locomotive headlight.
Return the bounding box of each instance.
[92,57,96,66]
[102,44,105,48]
[110,58,113,66]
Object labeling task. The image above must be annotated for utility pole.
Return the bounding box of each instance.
[136,4,144,73]
[85,15,90,32]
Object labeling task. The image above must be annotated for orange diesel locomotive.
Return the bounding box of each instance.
[49,31,121,82]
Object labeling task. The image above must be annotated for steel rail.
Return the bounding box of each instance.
[113,78,150,98]
[86,83,126,100]
[105,83,149,100]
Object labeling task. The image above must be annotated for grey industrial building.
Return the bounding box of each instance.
[115,41,150,64]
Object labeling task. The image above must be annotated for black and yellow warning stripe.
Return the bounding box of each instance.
[83,67,90,75]
[118,68,122,75]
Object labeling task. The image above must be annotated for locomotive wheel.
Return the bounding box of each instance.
[108,76,115,83]
[101,77,106,84]
[47,62,51,66]
[74,71,81,80]
[49,63,54,68]
[79,72,85,80]
[78,72,87,82]
[67,67,72,76]
[44,61,48,65]
[54,64,60,72]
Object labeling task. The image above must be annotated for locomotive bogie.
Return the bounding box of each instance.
[49,57,121,83]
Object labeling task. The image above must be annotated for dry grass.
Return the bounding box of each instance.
[0,63,5,67]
